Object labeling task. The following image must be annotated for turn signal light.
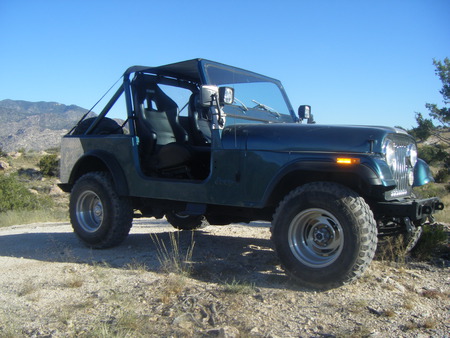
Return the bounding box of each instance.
[336,158,360,165]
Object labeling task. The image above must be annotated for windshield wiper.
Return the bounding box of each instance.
[252,100,281,118]
[234,97,248,113]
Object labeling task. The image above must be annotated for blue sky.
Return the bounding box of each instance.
[1,0,449,129]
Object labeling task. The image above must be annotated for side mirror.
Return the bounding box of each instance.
[298,105,311,120]
[199,85,234,107]
[200,85,218,107]
[298,105,315,124]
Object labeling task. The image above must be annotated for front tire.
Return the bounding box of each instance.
[70,172,133,248]
[272,182,377,289]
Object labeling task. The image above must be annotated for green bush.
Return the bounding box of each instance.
[412,224,448,260]
[414,183,448,199]
[435,168,450,183]
[418,144,449,165]
[38,154,59,176]
[0,173,52,213]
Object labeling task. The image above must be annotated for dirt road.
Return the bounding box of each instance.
[0,220,449,337]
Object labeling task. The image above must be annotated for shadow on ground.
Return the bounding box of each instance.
[0,220,293,289]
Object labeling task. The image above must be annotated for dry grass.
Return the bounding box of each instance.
[423,318,438,329]
[402,296,416,310]
[150,231,195,275]
[64,275,84,288]
[125,260,149,273]
[348,299,369,313]
[383,309,396,317]
[160,274,188,304]
[376,235,408,265]
[0,208,68,228]
[421,289,445,299]
[223,278,256,294]
[17,279,37,297]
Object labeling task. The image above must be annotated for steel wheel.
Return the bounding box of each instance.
[288,208,344,268]
[75,190,104,233]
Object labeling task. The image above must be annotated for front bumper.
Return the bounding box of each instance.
[375,197,444,221]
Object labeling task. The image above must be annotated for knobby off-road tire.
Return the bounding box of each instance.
[70,172,133,249]
[165,211,209,230]
[271,182,378,289]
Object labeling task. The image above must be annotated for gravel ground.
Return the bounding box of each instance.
[0,219,449,337]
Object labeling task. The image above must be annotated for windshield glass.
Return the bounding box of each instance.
[202,62,296,124]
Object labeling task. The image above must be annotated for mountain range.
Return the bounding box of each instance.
[0,99,92,152]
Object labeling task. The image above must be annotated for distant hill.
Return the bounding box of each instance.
[0,99,93,152]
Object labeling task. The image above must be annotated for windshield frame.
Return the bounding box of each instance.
[200,60,297,123]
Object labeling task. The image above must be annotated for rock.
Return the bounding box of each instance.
[205,326,240,338]
[7,152,21,158]
[218,326,240,338]
[29,189,39,195]
[49,184,64,196]
[0,160,9,170]
[173,313,196,330]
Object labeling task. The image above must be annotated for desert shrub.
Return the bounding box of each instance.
[0,173,52,213]
[412,224,448,260]
[418,144,449,165]
[435,168,450,183]
[414,183,448,199]
[38,154,59,176]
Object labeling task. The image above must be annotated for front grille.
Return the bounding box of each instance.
[387,138,413,199]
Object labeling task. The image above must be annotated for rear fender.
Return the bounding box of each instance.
[69,150,129,196]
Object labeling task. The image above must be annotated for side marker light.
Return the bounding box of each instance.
[336,158,360,165]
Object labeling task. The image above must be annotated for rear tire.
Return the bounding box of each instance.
[70,172,133,248]
[272,182,377,289]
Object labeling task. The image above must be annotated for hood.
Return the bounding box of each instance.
[221,123,413,153]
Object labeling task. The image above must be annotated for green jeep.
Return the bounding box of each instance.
[59,59,444,289]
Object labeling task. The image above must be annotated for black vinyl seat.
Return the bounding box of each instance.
[135,82,192,175]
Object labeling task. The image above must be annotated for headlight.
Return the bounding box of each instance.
[407,143,418,167]
[384,139,396,168]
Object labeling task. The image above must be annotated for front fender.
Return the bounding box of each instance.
[413,158,435,187]
[261,156,388,207]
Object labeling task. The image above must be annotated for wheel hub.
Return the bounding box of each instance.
[76,190,104,233]
[93,202,103,220]
[313,225,334,247]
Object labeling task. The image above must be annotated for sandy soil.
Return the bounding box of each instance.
[0,219,449,337]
